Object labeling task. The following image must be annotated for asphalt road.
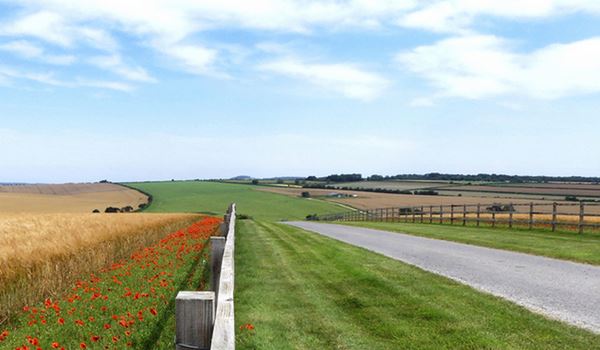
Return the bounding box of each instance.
[285,221,600,333]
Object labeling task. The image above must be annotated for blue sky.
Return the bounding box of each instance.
[0,1,599,183]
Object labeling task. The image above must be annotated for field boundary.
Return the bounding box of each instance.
[175,204,236,350]
[313,201,600,234]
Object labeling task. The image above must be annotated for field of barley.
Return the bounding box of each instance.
[0,213,201,325]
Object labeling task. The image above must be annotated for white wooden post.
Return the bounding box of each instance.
[176,291,215,350]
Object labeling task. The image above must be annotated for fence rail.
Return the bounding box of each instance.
[175,203,236,350]
[313,202,600,234]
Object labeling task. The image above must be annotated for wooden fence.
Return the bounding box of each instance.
[175,203,236,350]
[314,202,600,234]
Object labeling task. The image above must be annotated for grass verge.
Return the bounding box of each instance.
[235,219,600,349]
[341,221,600,265]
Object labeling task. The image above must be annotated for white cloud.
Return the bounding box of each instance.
[158,44,218,76]
[397,35,600,99]
[0,65,133,91]
[399,0,600,33]
[0,40,43,57]
[258,58,388,101]
[0,40,76,65]
[88,55,155,82]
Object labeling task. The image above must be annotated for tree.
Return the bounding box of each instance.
[251,179,259,185]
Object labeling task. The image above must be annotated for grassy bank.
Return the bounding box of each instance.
[235,219,600,349]
[126,181,340,221]
[341,221,600,265]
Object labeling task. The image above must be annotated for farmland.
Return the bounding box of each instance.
[0,212,200,324]
[0,216,220,349]
[258,186,600,215]
[127,181,342,220]
[0,183,148,213]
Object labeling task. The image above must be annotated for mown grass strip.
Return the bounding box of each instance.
[235,220,600,349]
[342,221,600,265]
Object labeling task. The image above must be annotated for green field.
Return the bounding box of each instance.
[342,221,600,265]
[126,181,341,221]
[235,220,600,349]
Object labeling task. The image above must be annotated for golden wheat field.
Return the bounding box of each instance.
[0,183,148,213]
[0,213,203,324]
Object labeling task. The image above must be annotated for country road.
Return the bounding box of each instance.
[285,221,600,333]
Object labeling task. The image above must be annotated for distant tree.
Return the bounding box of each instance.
[171,179,175,182]
[367,174,384,181]
[251,179,259,185]
[325,173,363,182]
[565,195,578,201]
[105,207,121,213]
[306,176,318,181]
[92,209,100,213]
[99,180,109,183]
[276,179,284,184]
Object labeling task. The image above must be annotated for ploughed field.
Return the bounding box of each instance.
[0,213,202,327]
[0,183,148,213]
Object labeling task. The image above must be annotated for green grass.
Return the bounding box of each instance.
[235,220,600,349]
[341,221,600,265]
[126,181,340,221]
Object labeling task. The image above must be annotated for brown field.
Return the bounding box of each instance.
[0,183,148,213]
[327,180,454,191]
[448,184,600,198]
[259,186,600,215]
[0,213,203,324]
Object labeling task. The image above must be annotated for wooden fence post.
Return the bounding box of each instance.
[450,205,455,225]
[412,207,416,223]
[508,203,513,229]
[439,205,444,224]
[210,237,226,299]
[492,211,496,228]
[552,202,557,232]
[176,291,215,350]
[462,204,467,226]
[476,204,480,227]
[420,206,424,223]
[429,206,433,224]
[529,202,534,230]
[578,202,585,234]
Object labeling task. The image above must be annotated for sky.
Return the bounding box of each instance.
[0,0,599,183]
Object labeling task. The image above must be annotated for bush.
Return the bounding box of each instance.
[237,214,253,220]
[301,191,311,198]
